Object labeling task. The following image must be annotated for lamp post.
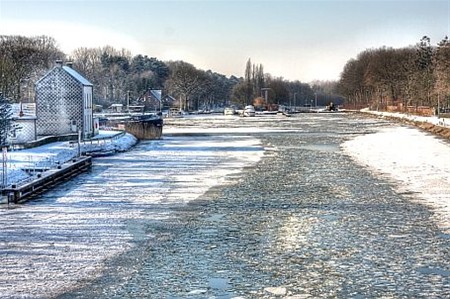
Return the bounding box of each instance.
[77,130,82,158]
[2,146,7,190]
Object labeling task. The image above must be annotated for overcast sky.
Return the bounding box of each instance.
[1,0,449,82]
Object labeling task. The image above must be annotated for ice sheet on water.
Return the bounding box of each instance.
[0,129,265,298]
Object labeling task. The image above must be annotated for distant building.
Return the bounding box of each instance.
[35,61,94,139]
[8,103,37,144]
[162,95,178,109]
[108,103,123,113]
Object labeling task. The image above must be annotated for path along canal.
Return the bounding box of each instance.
[1,113,449,298]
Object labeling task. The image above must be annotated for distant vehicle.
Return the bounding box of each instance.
[224,107,236,116]
[242,105,256,117]
[326,102,338,112]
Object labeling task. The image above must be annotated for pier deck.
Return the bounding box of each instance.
[2,156,92,203]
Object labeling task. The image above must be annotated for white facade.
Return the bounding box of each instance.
[83,85,93,137]
[8,117,37,144]
[35,63,95,139]
[7,103,37,144]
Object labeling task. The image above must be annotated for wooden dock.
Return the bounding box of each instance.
[2,156,92,204]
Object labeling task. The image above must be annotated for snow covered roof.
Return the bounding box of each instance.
[36,64,93,87]
[62,66,93,86]
[150,90,162,101]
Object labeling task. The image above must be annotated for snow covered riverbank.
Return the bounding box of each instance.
[359,108,450,127]
[342,113,450,234]
[1,131,138,187]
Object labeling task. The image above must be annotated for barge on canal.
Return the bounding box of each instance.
[99,114,163,140]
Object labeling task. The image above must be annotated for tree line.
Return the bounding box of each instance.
[232,58,323,109]
[0,35,338,112]
[0,35,239,110]
[0,35,64,102]
[337,36,450,111]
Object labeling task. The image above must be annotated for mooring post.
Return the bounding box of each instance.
[78,130,82,157]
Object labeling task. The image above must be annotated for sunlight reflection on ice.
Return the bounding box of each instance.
[0,131,265,298]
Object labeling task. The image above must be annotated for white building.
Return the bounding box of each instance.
[35,61,94,139]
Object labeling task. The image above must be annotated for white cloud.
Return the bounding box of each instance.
[0,19,144,55]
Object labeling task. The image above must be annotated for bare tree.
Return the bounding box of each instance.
[165,61,204,111]
[434,36,450,110]
[413,36,435,106]
[0,35,64,102]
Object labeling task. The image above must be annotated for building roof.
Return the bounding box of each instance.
[150,90,162,101]
[62,66,93,86]
[36,64,94,87]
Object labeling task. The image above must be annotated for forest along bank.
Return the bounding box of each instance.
[61,113,449,298]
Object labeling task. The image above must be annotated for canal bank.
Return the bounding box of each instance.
[358,109,450,140]
[0,130,138,198]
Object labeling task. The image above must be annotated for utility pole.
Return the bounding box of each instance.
[437,93,440,118]
[127,90,130,113]
[261,88,271,110]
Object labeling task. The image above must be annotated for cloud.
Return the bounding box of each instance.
[0,19,144,55]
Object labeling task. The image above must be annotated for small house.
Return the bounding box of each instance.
[35,61,94,139]
[109,104,123,113]
[8,103,37,144]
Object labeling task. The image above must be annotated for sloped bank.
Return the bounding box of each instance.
[358,110,450,140]
[413,121,450,139]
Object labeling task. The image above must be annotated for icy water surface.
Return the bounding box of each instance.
[61,113,448,298]
[1,113,449,298]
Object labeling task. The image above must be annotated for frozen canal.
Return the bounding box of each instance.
[1,113,449,298]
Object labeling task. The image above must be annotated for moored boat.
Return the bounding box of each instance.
[241,105,256,117]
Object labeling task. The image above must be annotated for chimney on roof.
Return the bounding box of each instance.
[55,59,63,68]
[66,61,73,68]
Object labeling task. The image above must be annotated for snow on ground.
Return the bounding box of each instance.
[343,112,450,234]
[2,131,138,187]
[361,108,450,127]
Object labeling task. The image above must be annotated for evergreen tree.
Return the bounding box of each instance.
[244,58,253,105]
[0,93,14,147]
